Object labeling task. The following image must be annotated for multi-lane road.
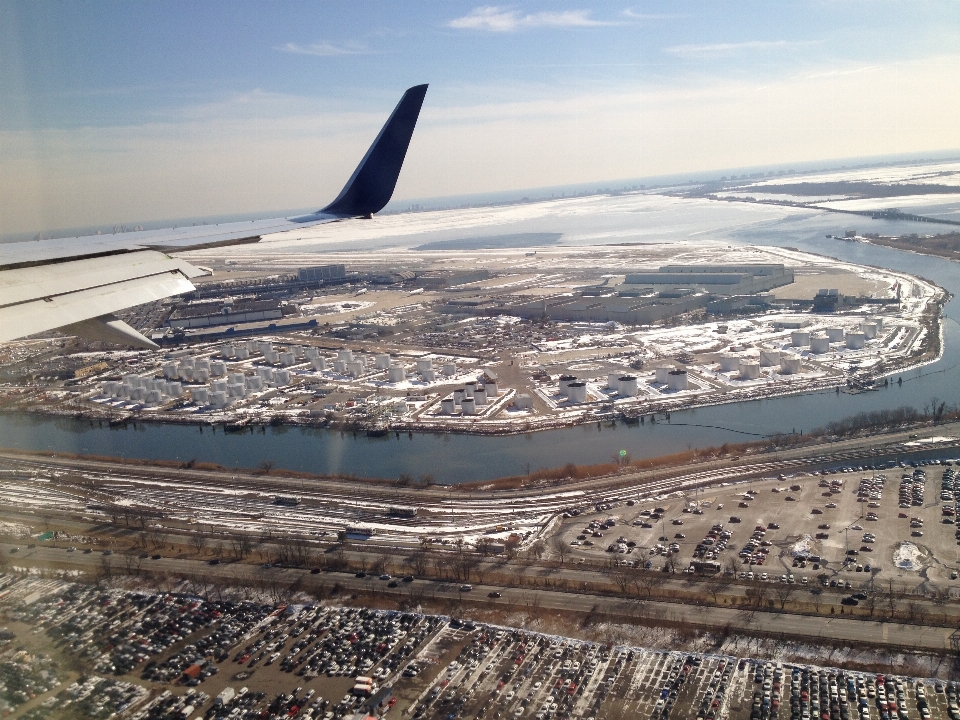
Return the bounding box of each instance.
[3,541,956,655]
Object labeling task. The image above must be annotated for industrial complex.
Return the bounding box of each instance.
[0,242,943,436]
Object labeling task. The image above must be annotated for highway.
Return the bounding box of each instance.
[3,542,955,655]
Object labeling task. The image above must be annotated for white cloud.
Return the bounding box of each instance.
[279,41,368,57]
[448,6,608,32]
[666,40,819,57]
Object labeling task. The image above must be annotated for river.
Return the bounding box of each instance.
[1,195,957,483]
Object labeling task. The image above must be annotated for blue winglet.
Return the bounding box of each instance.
[321,84,429,218]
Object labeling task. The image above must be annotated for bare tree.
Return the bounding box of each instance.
[746,584,770,608]
[634,571,663,600]
[122,552,143,576]
[527,540,546,561]
[408,552,428,576]
[147,527,166,550]
[189,532,207,555]
[773,584,795,610]
[607,560,631,594]
[551,536,568,564]
[230,534,253,560]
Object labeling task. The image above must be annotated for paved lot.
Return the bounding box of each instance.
[560,461,960,591]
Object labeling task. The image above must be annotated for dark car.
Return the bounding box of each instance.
[402,575,414,582]
[151,554,162,560]
[488,591,502,598]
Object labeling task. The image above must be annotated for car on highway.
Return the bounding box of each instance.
[489,591,502,598]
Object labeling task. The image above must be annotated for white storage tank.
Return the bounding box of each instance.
[420,368,436,382]
[210,361,227,377]
[667,369,689,391]
[780,354,802,374]
[305,347,319,360]
[453,388,465,405]
[440,397,456,414]
[245,376,263,391]
[245,339,258,353]
[790,331,811,347]
[461,397,477,415]
[375,354,392,370]
[179,365,195,382]
[279,352,296,367]
[845,331,866,349]
[123,374,142,388]
[607,373,620,390]
[442,362,457,376]
[211,379,228,393]
[211,390,228,408]
[227,382,246,398]
[222,344,237,359]
[348,361,365,377]
[235,347,250,360]
[861,322,878,339]
[167,381,183,397]
[872,317,884,332]
[162,362,179,379]
[739,360,761,380]
[264,350,280,364]
[311,357,326,371]
[655,365,672,384]
[192,387,209,404]
[145,389,163,406]
[718,354,740,372]
[463,380,477,399]
[332,360,346,373]
[229,373,245,385]
[473,386,487,405]
[810,335,831,354]
[337,349,354,363]
[618,375,639,397]
[416,357,433,373]
[388,365,405,383]
[513,394,533,410]
[759,350,780,367]
[558,375,577,397]
[825,327,845,342]
[274,369,291,385]
[485,380,499,396]
[258,341,273,354]
[130,387,146,402]
[566,381,588,403]
[194,368,210,383]
[257,367,275,383]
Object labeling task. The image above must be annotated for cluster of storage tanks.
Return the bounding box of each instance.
[716,349,803,378]
[601,373,641,398]
[789,318,882,354]
[439,378,500,415]
[651,365,690,391]
[224,341,452,385]
[102,375,186,407]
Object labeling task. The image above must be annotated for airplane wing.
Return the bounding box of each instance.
[0,84,428,349]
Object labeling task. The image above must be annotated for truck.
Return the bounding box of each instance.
[215,687,235,706]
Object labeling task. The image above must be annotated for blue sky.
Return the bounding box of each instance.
[3,1,960,235]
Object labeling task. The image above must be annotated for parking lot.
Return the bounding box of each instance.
[559,460,960,594]
[2,575,960,719]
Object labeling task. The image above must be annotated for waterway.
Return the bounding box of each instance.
[1,196,958,483]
